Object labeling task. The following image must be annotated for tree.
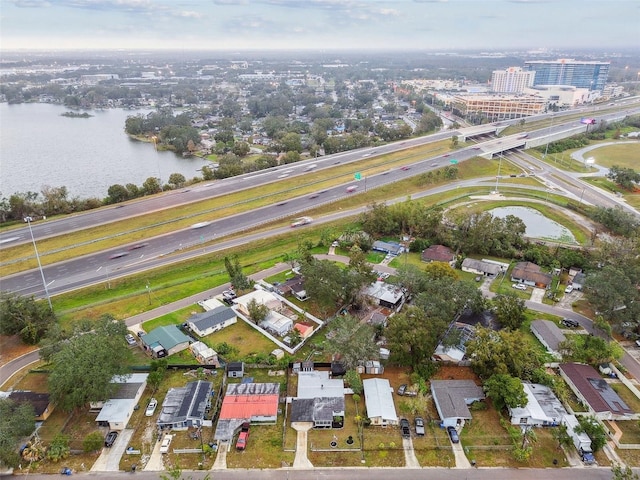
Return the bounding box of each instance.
[167,173,186,189]
[492,293,526,330]
[0,398,35,468]
[344,370,363,395]
[584,265,640,323]
[324,315,378,370]
[142,176,162,195]
[422,261,459,281]
[83,431,105,453]
[223,255,252,291]
[484,374,527,411]
[606,165,640,191]
[559,334,621,366]
[47,316,134,412]
[466,327,544,381]
[246,298,269,325]
[385,305,447,377]
[0,292,56,345]
[575,416,607,452]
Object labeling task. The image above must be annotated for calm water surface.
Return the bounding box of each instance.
[490,206,577,243]
[0,103,208,199]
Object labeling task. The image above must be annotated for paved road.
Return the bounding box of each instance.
[6,466,621,479]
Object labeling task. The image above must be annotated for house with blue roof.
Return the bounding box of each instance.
[141,325,191,358]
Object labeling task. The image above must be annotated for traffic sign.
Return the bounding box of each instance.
[354,172,362,180]
[449,159,458,164]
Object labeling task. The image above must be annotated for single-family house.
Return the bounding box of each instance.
[433,309,498,363]
[234,289,283,317]
[572,272,586,291]
[214,382,280,441]
[187,306,237,337]
[227,362,245,378]
[290,370,345,429]
[364,281,405,310]
[363,378,398,426]
[189,341,219,366]
[421,245,456,266]
[141,325,191,358]
[294,323,314,339]
[431,380,485,428]
[4,391,55,421]
[372,240,404,256]
[461,258,502,277]
[530,320,566,359]
[508,383,567,426]
[260,310,293,336]
[157,380,213,430]
[559,363,634,420]
[511,262,552,289]
[95,373,148,430]
[277,276,309,301]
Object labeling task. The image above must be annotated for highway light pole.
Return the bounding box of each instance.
[26,217,53,311]
[542,114,555,159]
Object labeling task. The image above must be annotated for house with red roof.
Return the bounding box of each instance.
[214,382,280,441]
[421,245,456,266]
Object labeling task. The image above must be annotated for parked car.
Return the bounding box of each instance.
[145,398,158,417]
[104,431,118,447]
[125,334,137,346]
[400,419,411,438]
[512,283,527,291]
[564,285,574,294]
[236,422,250,450]
[396,384,417,397]
[414,417,425,436]
[561,318,579,328]
[447,426,459,444]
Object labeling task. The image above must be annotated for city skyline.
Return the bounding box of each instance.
[1,0,638,53]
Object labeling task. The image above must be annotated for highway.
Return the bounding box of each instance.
[2,104,640,301]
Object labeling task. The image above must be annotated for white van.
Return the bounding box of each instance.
[160,434,173,454]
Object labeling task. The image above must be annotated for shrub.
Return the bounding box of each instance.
[83,431,104,453]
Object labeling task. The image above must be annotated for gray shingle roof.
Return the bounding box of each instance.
[188,306,236,332]
[431,380,485,421]
[531,320,566,353]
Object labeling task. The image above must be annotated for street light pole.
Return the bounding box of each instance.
[543,114,555,159]
[495,154,503,193]
[26,218,53,311]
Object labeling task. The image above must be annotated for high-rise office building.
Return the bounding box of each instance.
[491,67,535,93]
[524,59,609,91]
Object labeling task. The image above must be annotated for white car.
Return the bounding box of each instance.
[564,285,574,294]
[145,398,158,417]
[512,283,527,291]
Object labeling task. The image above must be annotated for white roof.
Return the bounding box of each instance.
[297,371,344,399]
[235,289,282,310]
[509,383,548,422]
[363,378,397,422]
[95,398,135,425]
[197,298,226,311]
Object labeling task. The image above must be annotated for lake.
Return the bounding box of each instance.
[490,206,577,243]
[0,102,209,199]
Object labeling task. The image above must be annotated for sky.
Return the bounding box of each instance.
[1,0,638,52]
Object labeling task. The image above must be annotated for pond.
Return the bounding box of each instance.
[489,206,577,244]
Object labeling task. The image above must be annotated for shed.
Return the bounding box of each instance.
[227,362,245,378]
[189,341,219,366]
[271,348,285,360]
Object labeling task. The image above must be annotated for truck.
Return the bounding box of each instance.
[236,422,250,450]
[563,415,596,464]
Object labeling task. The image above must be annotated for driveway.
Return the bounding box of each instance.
[402,436,420,468]
[529,287,545,303]
[143,432,166,471]
[211,440,229,470]
[451,439,471,468]
[291,423,314,469]
[90,428,133,472]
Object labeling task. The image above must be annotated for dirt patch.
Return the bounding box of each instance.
[432,365,480,383]
[0,335,39,367]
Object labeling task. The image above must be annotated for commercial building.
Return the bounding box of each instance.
[450,94,545,120]
[524,59,610,91]
[491,67,535,94]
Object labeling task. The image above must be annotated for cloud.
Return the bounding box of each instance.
[12,0,52,7]
[177,10,203,18]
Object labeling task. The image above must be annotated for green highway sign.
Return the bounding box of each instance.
[354,172,362,180]
[449,159,458,164]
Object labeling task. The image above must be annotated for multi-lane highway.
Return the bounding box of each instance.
[2,104,639,300]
